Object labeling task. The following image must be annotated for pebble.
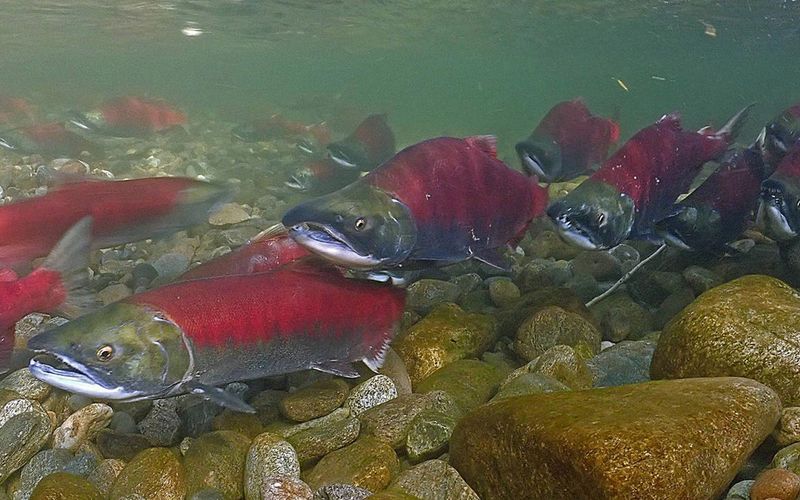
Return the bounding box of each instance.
[111,447,187,500]
[406,279,462,314]
[513,305,601,361]
[52,403,113,452]
[0,369,51,401]
[86,458,126,497]
[682,265,723,294]
[514,345,593,390]
[279,379,350,422]
[97,283,132,305]
[771,443,800,474]
[184,430,252,499]
[586,339,657,388]
[305,435,400,492]
[0,402,53,485]
[416,359,502,412]
[750,468,800,500]
[260,476,314,500]
[589,292,653,342]
[570,250,622,281]
[725,480,755,499]
[137,398,183,446]
[29,472,103,500]
[213,410,265,438]
[492,373,570,401]
[286,414,360,466]
[345,375,398,417]
[312,483,372,500]
[487,278,521,308]
[775,407,800,446]
[209,202,251,226]
[108,410,137,434]
[152,252,191,280]
[244,432,300,499]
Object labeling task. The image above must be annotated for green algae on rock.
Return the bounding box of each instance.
[392,304,496,385]
[30,472,103,500]
[405,410,458,463]
[279,379,350,423]
[110,447,186,500]
[450,377,781,500]
[513,305,601,361]
[304,435,400,493]
[286,413,360,466]
[0,403,53,486]
[491,372,570,401]
[651,275,800,406]
[184,430,251,500]
[415,359,502,412]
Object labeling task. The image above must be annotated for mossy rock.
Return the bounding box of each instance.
[110,447,186,500]
[30,472,102,500]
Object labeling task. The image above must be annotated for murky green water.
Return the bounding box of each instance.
[3,1,799,159]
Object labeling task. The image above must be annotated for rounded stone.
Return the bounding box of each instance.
[260,476,313,500]
[570,250,622,281]
[245,432,300,500]
[111,447,187,500]
[774,407,800,446]
[312,483,373,499]
[53,403,113,452]
[513,305,601,362]
[406,279,461,314]
[97,283,132,305]
[725,480,755,500]
[279,379,350,423]
[95,428,152,461]
[406,410,457,463]
[750,468,800,500]
[17,448,98,500]
[137,398,183,446]
[86,458,126,497]
[184,430,251,499]
[386,459,479,500]
[415,359,502,412]
[287,413,361,466]
[487,279,521,308]
[305,435,400,492]
[682,265,723,294]
[589,291,653,342]
[209,202,251,226]
[771,443,800,474]
[0,369,51,401]
[213,410,265,438]
[30,472,102,500]
[0,402,53,485]
[492,373,570,401]
[518,345,593,390]
[345,375,398,417]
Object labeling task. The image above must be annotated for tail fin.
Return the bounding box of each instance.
[42,217,96,317]
[709,103,755,144]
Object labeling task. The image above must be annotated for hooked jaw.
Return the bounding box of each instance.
[28,352,146,401]
[287,222,382,268]
[757,180,798,241]
[327,144,359,169]
[550,210,602,250]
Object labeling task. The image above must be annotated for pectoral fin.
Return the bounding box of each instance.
[311,361,360,378]
[183,380,255,413]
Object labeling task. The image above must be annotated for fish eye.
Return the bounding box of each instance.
[96,345,114,362]
[354,217,367,231]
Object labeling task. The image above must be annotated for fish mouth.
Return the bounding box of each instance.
[757,199,797,240]
[658,228,693,251]
[287,222,381,268]
[284,175,310,191]
[0,136,16,151]
[28,353,143,400]
[327,145,358,169]
[552,212,602,250]
[521,152,546,179]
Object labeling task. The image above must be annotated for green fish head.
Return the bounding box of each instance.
[515,135,563,183]
[282,181,417,269]
[28,303,191,402]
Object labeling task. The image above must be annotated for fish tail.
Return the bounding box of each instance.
[42,217,96,318]
[713,103,756,145]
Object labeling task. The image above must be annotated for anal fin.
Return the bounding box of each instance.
[183,380,255,413]
[311,361,360,378]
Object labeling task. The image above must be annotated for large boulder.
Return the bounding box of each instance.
[450,377,780,500]
[651,275,800,406]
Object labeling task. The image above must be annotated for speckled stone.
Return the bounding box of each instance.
[487,278,521,308]
[0,401,53,485]
[111,447,186,500]
[17,449,98,500]
[393,304,496,385]
[770,443,800,474]
[513,305,601,361]
[725,480,754,500]
[651,275,800,406]
[415,360,502,412]
[213,410,265,438]
[405,279,461,314]
[52,403,113,452]
[492,373,570,401]
[137,398,183,446]
[405,410,457,462]
[286,413,360,466]
[311,483,372,499]
[305,435,400,492]
[29,472,102,500]
[0,369,51,402]
[505,345,593,390]
[750,468,800,500]
[244,432,300,500]
[774,407,800,446]
[450,377,781,500]
[86,458,125,497]
[358,391,461,449]
[260,476,313,499]
[386,460,478,500]
[344,375,398,417]
[587,339,657,388]
[280,379,350,423]
[184,431,251,500]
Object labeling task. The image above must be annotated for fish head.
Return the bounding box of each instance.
[282,181,417,269]
[759,113,800,166]
[757,174,800,241]
[327,139,367,170]
[67,110,103,133]
[547,179,635,250]
[655,205,722,251]
[515,136,562,183]
[27,303,191,402]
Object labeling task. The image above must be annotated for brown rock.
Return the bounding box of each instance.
[305,435,400,492]
[750,468,800,500]
[513,305,601,361]
[280,379,350,422]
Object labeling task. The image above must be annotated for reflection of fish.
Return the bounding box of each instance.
[232,113,331,149]
[0,218,93,372]
[283,136,548,270]
[69,96,186,137]
[0,177,230,266]
[656,146,766,252]
[548,106,751,250]
[757,144,800,241]
[285,158,361,194]
[757,103,800,168]
[0,122,102,157]
[28,260,405,412]
[179,224,309,280]
[327,114,395,170]
[515,99,619,183]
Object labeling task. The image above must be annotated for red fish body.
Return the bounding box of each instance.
[283,136,548,270]
[0,122,101,157]
[516,99,619,183]
[0,177,230,266]
[0,95,34,125]
[758,144,800,241]
[70,96,186,137]
[180,227,310,281]
[327,114,396,170]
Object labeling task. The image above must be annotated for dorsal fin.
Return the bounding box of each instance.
[465,135,498,158]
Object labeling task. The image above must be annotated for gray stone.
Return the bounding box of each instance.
[406,279,461,314]
[587,340,657,387]
[312,483,371,500]
[487,278,521,308]
[260,476,313,499]
[0,402,53,485]
[97,283,132,305]
[152,252,190,280]
[286,414,360,466]
[245,432,300,500]
[108,411,137,434]
[16,449,98,500]
[683,265,723,295]
[138,398,183,446]
[0,369,51,401]
[95,428,152,461]
[86,458,125,498]
[406,410,457,462]
[387,459,478,500]
[344,375,397,417]
[492,373,570,401]
[570,250,622,281]
[725,480,754,500]
[178,394,224,437]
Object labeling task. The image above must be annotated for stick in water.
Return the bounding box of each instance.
[585,243,667,308]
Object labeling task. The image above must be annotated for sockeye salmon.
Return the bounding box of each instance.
[757,143,800,242]
[327,114,396,170]
[0,122,102,158]
[69,96,187,137]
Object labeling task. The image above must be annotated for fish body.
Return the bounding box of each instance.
[28,261,405,411]
[515,99,619,183]
[0,122,101,157]
[656,146,766,252]
[0,218,92,372]
[0,177,230,266]
[283,135,548,270]
[548,107,751,250]
[180,225,310,280]
[757,143,800,241]
[285,158,362,194]
[232,114,331,150]
[758,103,800,168]
[327,114,395,170]
[70,96,186,137]
[0,95,34,125]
